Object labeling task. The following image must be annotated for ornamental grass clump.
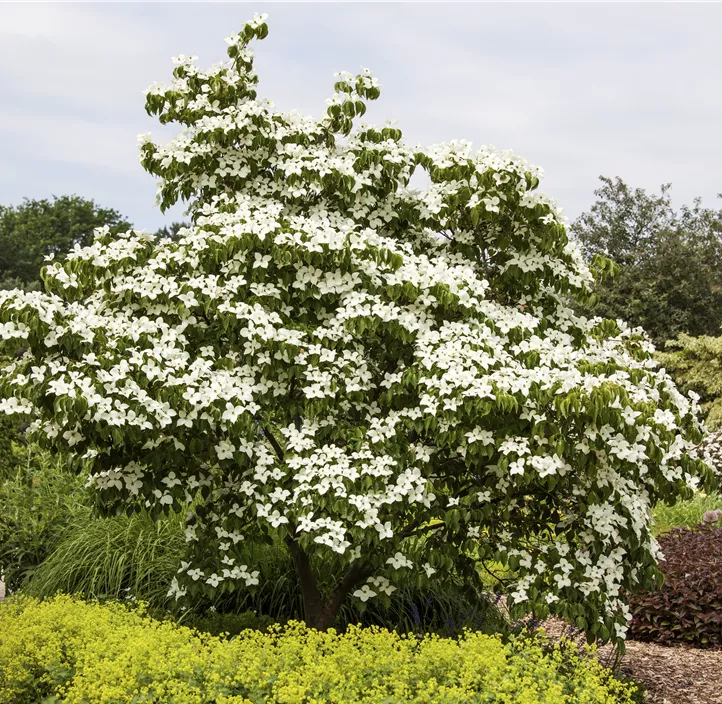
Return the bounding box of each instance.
[0,595,639,704]
[25,508,186,610]
[0,14,713,643]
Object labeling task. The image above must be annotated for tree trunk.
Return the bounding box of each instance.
[286,536,372,630]
[303,600,341,632]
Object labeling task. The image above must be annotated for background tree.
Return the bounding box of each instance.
[154,221,190,241]
[0,196,131,290]
[0,15,712,644]
[571,177,722,347]
[657,334,722,430]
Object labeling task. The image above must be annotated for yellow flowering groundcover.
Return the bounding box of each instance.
[0,596,637,703]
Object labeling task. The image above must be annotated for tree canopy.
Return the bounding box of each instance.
[0,196,131,291]
[572,177,722,347]
[0,15,712,640]
[657,334,722,431]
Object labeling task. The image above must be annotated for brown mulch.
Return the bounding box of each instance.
[600,640,722,704]
[538,618,722,704]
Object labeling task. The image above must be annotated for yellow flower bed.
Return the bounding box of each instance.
[0,595,637,704]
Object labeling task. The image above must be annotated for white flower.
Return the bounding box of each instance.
[267,509,289,528]
[554,573,572,589]
[466,428,495,445]
[369,575,396,596]
[205,573,223,587]
[509,459,525,475]
[375,522,393,540]
[62,429,84,447]
[353,585,377,602]
[167,576,187,600]
[215,440,235,461]
[621,406,642,425]
[386,552,412,570]
[297,513,317,532]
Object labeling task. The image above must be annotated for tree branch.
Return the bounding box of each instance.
[397,520,445,541]
[263,425,285,462]
[326,559,374,616]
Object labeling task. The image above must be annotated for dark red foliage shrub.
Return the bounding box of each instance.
[628,526,722,647]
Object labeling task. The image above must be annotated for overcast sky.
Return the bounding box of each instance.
[1,2,720,231]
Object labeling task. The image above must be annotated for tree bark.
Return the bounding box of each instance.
[285,536,372,630]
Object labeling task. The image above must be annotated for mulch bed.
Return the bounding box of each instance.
[599,640,722,704]
[537,618,722,704]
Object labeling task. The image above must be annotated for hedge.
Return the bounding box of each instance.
[0,595,637,703]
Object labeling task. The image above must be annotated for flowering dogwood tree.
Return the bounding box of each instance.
[0,16,713,639]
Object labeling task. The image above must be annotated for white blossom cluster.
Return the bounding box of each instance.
[697,427,722,481]
[0,15,713,641]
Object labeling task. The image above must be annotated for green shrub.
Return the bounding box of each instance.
[182,608,276,637]
[628,525,722,647]
[651,491,721,534]
[0,595,638,704]
[0,416,24,481]
[0,448,87,592]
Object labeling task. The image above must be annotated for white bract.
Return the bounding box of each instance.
[0,15,713,638]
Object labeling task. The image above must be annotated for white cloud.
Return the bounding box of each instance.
[0,4,160,108]
[0,113,139,173]
[0,2,720,228]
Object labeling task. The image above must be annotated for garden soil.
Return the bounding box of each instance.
[540,618,722,704]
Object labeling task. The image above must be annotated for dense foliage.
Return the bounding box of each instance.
[0,15,712,641]
[0,596,639,704]
[1,442,503,635]
[0,196,131,291]
[0,416,24,480]
[628,525,722,648]
[26,504,505,637]
[657,334,722,430]
[0,447,86,592]
[572,177,722,347]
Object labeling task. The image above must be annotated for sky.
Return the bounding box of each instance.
[1,2,721,232]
